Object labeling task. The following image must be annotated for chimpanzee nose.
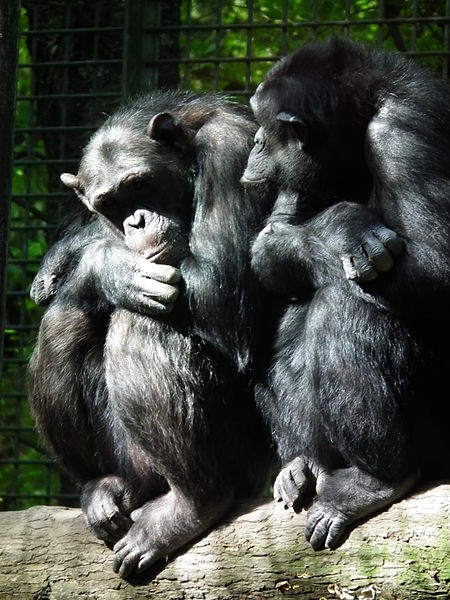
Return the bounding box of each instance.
[124,209,147,230]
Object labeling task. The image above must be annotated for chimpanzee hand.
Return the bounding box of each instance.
[273,456,312,508]
[319,202,404,282]
[80,475,136,544]
[82,241,181,315]
[31,227,181,315]
[252,200,404,294]
[30,271,59,306]
[339,224,401,281]
[32,241,180,314]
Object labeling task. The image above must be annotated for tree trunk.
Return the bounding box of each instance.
[0,483,449,600]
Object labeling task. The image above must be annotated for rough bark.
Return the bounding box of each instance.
[0,483,448,600]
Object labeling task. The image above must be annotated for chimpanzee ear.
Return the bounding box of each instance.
[60,172,80,189]
[276,111,308,144]
[60,172,90,208]
[147,112,187,147]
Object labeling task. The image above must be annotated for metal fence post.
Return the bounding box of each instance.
[0,0,21,379]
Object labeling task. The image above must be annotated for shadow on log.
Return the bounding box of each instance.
[0,482,449,599]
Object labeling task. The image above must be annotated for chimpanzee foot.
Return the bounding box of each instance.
[113,489,232,579]
[273,456,312,508]
[113,512,162,578]
[303,466,418,551]
[81,475,135,544]
[305,499,350,550]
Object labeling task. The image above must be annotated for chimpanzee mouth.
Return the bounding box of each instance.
[240,173,266,184]
[140,246,169,262]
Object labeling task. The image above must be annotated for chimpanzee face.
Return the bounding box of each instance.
[241,126,275,184]
[60,112,193,264]
[241,87,310,192]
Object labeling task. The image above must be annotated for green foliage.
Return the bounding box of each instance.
[179,0,447,94]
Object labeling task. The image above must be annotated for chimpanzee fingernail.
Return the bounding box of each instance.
[259,223,272,237]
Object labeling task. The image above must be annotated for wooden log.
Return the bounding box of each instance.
[0,483,449,599]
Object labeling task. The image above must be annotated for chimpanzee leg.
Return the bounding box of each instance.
[28,303,158,543]
[270,283,420,549]
[28,302,109,481]
[105,311,236,577]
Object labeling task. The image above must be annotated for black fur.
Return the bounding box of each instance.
[244,38,450,550]
[28,91,273,578]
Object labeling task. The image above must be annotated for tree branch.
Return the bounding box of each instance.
[0,482,449,599]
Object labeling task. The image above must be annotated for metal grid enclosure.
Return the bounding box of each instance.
[1,0,449,510]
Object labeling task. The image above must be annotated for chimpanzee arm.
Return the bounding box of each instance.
[66,238,180,314]
[31,220,180,315]
[30,219,101,305]
[251,191,403,296]
[364,97,450,317]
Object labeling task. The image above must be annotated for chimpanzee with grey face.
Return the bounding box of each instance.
[29,92,278,578]
[242,37,450,551]
[29,90,401,578]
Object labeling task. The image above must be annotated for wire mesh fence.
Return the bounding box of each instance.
[1,0,449,510]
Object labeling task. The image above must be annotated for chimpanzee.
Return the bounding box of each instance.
[242,37,450,551]
[29,92,274,578]
[29,90,401,577]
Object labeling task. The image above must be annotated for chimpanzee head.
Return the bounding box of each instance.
[61,111,196,264]
[242,38,371,193]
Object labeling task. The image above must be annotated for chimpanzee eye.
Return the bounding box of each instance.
[100,196,116,212]
[91,192,116,214]
[132,179,144,190]
[121,173,153,192]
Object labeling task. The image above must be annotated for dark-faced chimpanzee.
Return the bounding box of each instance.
[29,89,401,577]
[242,37,450,551]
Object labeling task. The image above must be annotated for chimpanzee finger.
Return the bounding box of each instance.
[341,253,377,281]
[130,506,143,521]
[114,547,141,579]
[289,457,309,493]
[133,299,173,315]
[257,223,273,238]
[139,260,181,284]
[135,276,179,304]
[86,500,131,542]
[274,466,301,506]
[136,298,176,315]
[137,551,159,573]
[362,235,394,273]
[373,226,404,257]
[273,478,285,504]
[341,256,358,280]
[30,273,57,305]
[101,507,132,539]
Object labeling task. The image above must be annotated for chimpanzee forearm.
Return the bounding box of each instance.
[251,193,403,296]
[363,105,450,318]
[54,238,181,315]
[32,219,181,316]
[30,219,103,306]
